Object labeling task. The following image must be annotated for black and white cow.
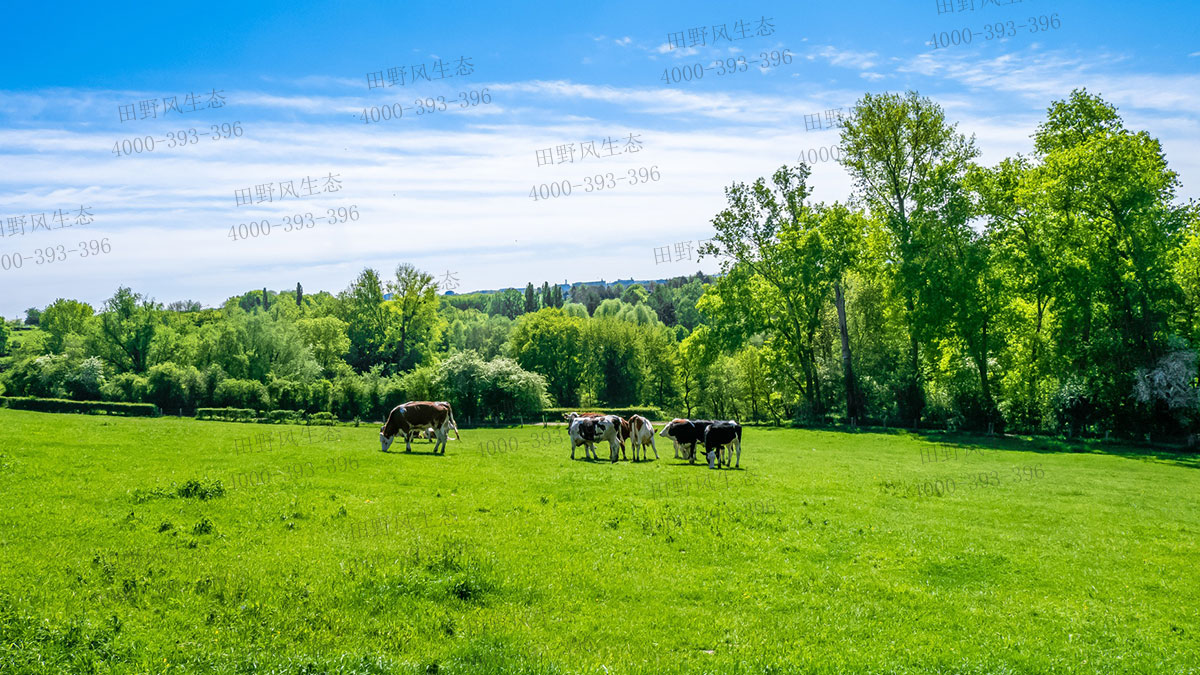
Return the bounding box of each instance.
[567,414,622,462]
[704,420,742,469]
[657,419,714,463]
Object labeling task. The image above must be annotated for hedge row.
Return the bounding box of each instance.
[195,408,340,425]
[196,407,258,422]
[542,406,666,421]
[0,396,158,417]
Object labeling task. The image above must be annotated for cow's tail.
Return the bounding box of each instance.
[447,405,461,440]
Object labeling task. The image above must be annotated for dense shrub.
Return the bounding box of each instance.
[100,372,149,403]
[0,396,157,416]
[5,354,73,398]
[146,362,204,412]
[306,379,333,414]
[195,407,257,422]
[212,378,270,410]
[265,409,304,424]
[64,357,106,401]
[268,378,308,412]
[330,377,365,421]
[543,406,665,421]
[309,411,337,425]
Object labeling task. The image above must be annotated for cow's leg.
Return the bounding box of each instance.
[435,424,448,454]
[610,440,619,463]
[570,439,576,460]
[688,443,696,464]
[734,435,741,468]
[649,435,659,460]
[405,429,413,453]
[706,447,717,469]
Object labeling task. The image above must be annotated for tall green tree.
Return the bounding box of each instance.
[93,287,160,373]
[1030,90,1184,428]
[819,204,869,421]
[340,268,389,370]
[524,283,539,313]
[41,299,95,353]
[700,165,830,415]
[296,316,351,374]
[839,90,979,421]
[508,308,587,406]
[385,263,442,372]
[489,289,524,319]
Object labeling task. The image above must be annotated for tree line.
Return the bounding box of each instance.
[2,88,1196,439]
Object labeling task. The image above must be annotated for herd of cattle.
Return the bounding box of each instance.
[379,401,743,469]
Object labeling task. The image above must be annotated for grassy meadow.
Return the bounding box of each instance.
[0,408,1198,674]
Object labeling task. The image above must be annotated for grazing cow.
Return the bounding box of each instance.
[567,414,622,462]
[658,419,714,463]
[627,415,659,461]
[565,411,631,458]
[380,401,459,454]
[703,421,743,469]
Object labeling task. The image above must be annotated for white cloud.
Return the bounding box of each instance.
[5,44,1200,313]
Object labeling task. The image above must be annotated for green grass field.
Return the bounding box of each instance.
[1,409,1198,674]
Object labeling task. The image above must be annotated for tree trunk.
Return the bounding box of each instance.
[834,281,861,420]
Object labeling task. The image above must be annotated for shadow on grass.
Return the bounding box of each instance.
[811,425,1200,470]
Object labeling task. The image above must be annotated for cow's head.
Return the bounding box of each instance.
[659,419,687,440]
[380,427,396,452]
[562,412,579,422]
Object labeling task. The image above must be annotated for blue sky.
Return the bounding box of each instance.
[1,0,1198,316]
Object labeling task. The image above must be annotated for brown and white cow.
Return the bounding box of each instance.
[380,401,459,454]
[628,414,658,461]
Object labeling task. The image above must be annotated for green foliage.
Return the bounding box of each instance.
[39,298,94,353]
[195,407,258,422]
[442,307,512,360]
[92,287,159,373]
[542,406,665,420]
[488,288,524,319]
[296,315,351,374]
[0,396,157,416]
[510,309,587,407]
[145,362,204,411]
[65,356,106,401]
[561,302,588,318]
[100,372,148,403]
[212,378,270,410]
[6,89,1194,438]
[309,411,337,425]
